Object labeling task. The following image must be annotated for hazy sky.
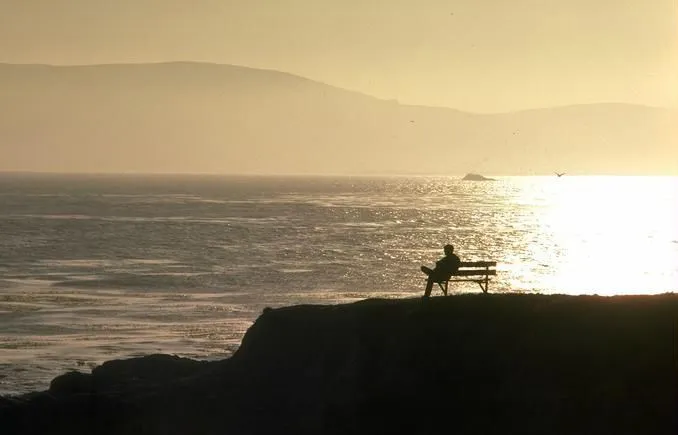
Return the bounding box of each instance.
[1,0,677,112]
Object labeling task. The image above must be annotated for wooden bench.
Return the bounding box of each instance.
[437,261,497,294]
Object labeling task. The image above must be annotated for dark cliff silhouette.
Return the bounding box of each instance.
[2,293,677,435]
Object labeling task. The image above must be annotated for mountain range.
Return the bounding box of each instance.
[1,62,676,175]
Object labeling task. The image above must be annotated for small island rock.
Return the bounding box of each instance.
[462,173,495,181]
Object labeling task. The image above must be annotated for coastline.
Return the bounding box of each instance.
[2,293,677,434]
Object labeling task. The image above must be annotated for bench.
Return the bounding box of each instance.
[437,261,497,294]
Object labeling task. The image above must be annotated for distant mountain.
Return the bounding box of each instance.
[1,62,676,175]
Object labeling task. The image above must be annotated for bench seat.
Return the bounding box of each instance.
[438,261,497,294]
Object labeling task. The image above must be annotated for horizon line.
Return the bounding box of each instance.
[1,170,676,178]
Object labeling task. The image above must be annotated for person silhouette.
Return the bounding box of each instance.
[420,244,461,297]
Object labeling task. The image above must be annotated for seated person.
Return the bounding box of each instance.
[421,244,461,297]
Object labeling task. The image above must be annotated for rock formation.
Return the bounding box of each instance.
[1,294,677,434]
[462,173,495,181]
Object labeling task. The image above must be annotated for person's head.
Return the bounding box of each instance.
[444,244,454,256]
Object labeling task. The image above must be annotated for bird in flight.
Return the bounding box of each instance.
[555,172,566,177]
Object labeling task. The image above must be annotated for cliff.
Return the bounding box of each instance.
[1,294,677,434]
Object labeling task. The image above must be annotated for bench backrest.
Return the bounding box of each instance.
[452,261,497,277]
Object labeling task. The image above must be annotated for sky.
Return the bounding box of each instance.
[1,0,677,112]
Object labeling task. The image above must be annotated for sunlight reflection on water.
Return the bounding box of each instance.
[1,174,677,394]
[504,176,678,294]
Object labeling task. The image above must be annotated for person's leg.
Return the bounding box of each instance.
[422,266,434,297]
[424,276,435,297]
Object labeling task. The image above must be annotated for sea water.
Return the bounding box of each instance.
[1,173,677,394]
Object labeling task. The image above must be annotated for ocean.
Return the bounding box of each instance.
[1,173,677,395]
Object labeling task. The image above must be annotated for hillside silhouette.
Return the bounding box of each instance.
[2,294,677,434]
[1,62,676,175]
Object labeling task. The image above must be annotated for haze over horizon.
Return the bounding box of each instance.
[4,60,672,116]
[2,0,677,113]
[1,1,677,175]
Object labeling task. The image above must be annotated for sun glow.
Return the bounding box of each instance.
[515,177,678,295]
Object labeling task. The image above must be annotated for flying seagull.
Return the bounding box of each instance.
[555,172,566,177]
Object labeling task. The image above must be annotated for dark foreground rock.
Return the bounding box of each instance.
[2,294,677,434]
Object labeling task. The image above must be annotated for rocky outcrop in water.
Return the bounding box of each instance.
[462,173,495,181]
[2,294,677,434]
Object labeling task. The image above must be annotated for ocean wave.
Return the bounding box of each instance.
[3,214,292,225]
[50,273,216,291]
